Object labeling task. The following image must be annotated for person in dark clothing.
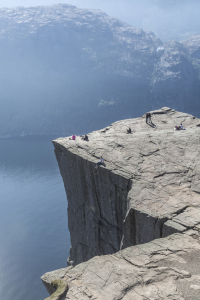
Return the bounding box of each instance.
[81,134,89,141]
[83,134,88,141]
[95,156,104,168]
[146,112,151,124]
[127,127,131,134]
[146,113,149,123]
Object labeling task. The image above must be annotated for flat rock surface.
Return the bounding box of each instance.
[42,232,200,299]
[53,107,200,220]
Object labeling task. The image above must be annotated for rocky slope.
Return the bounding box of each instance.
[0,4,200,137]
[42,232,200,300]
[42,108,200,299]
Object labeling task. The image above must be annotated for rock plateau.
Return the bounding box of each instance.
[42,107,200,299]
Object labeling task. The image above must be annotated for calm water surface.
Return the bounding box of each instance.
[0,136,70,300]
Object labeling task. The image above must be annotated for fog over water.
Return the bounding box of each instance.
[2,0,200,40]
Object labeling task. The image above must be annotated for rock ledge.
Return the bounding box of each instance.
[42,108,200,299]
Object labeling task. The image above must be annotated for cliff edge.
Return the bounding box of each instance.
[42,107,200,299]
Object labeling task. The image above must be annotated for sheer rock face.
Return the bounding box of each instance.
[42,108,200,299]
[52,107,200,268]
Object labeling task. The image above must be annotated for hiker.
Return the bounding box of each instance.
[127,127,131,134]
[146,112,151,124]
[96,156,104,168]
[180,123,184,130]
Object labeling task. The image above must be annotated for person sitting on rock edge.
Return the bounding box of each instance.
[83,134,88,141]
[96,156,104,168]
[174,124,186,130]
[127,128,131,134]
[69,134,76,140]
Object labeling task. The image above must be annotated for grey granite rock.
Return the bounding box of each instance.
[42,233,200,299]
[52,108,200,267]
[162,220,186,237]
[42,108,200,299]
[41,268,72,295]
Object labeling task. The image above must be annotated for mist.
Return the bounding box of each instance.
[1,0,200,40]
[0,2,200,137]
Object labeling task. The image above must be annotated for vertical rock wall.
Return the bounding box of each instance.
[54,146,131,266]
[121,208,167,249]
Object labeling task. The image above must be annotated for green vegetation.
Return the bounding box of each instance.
[44,280,68,300]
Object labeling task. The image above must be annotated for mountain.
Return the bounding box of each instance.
[0,4,200,137]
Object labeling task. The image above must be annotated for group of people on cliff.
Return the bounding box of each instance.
[69,134,88,141]
[68,111,187,170]
[146,112,186,130]
[174,124,185,130]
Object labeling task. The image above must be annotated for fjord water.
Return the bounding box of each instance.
[0,136,70,300]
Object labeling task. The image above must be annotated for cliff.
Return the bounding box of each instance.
[51,107,200,265]
[42,107,200,299]
[1,4,200,137]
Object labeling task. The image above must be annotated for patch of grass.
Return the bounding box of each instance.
[44,279,68,300]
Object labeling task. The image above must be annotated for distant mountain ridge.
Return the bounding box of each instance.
[0,4,200,137]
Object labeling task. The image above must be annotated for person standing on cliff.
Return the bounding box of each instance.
[146,112,151,124]
[95,156,104,168]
